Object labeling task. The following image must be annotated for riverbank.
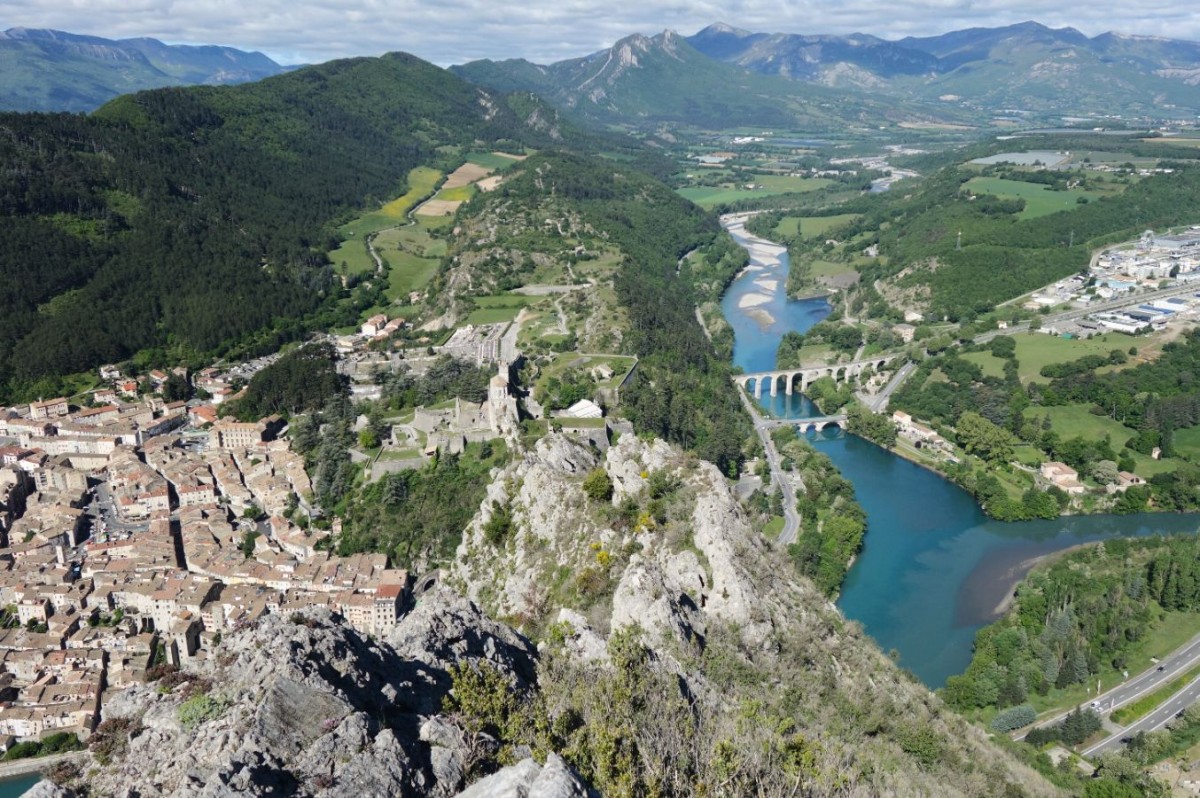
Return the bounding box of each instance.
[0,750,83,784]
[789,287,835,302]
[989,543,1095,617]
[717,214,1200,688]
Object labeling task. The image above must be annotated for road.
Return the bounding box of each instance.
[1084,672,1200,757]
[737,388,801,546]
[0,750,86,780]
[88,482,150,543]
[1018,630,1200,748]
[975,282,1200,344]
[866,361,916,412]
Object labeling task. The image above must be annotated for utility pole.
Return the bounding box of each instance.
[956,231,962,251]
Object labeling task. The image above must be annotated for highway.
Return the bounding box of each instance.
[1084,672,1200,757]
[1017,630,1200,751]
[866,361,916,412]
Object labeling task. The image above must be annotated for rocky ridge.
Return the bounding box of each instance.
[32,594,588,798]
[450,433,1063,796]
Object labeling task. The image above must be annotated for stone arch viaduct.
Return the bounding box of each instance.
[733,353,901,399]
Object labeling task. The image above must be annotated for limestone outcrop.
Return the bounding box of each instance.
[448,433,1063,797]
[41,599,587,798]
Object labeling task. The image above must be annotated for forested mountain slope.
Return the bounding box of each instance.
[0,28,287,112]
[0,52,562,401]
[453,31,950,130]
[689,20,1200,116]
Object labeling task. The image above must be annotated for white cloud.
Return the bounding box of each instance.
[0,0,1197,66]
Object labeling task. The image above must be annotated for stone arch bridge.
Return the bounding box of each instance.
[733,354,902,399]
[762,416,847,434]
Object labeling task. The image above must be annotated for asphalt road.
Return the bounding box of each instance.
[1018,631,1200,748]
[1084,672,1200,757]
[737,388,801,546]
[867,361,916,412]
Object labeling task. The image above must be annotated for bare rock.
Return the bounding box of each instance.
[532,434,596,475]
[23,783,72,798]
[551,609,608,662]
[74,606,550,798]
[387,587,537,693]
[452,754,588,798]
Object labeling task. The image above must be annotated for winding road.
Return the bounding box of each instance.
[737,388,801,545]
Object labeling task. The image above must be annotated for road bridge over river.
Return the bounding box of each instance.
[761,414,848,434]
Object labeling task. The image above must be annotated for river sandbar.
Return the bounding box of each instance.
[746,308,776,328]
[754,279,779,292]
[737,293,772,309]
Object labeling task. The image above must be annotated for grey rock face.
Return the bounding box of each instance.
[66,605,557,798]
[23,783,71,798]
[452,754,589,798]
[388,587,538,695]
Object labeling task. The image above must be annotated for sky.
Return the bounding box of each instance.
[2,0,1198,66]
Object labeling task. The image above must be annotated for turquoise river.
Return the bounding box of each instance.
[719,216,1200,688]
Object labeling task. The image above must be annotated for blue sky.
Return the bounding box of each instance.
[2,0,1198,66]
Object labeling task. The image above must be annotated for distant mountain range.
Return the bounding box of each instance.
[8,21,1200,122]
[451,30,957,131]
[0,28,289,112]
[690,21,1200,116]
[455,21,1200,127]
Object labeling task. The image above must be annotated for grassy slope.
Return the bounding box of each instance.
[960,332,1135,383]
[964,176,1100,220]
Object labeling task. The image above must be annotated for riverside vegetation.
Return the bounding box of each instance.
[889,330,1200,520]
[946,536,1200,795]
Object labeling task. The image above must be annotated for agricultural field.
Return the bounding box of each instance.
[960,332,1136,383]
[963,176,1101,220]
[330,166,442,276]
[415,199,463,217]
[1169,424,1200,462]
[384,252,439,303]
[416,157,515,216]
[809,259,861,282]
[464,294,534,324]
[465,151,524,171]
[442,162,491,189]
[1142,136,1200,148]
[959,350,1005,379]
[435,185,475,202]
[677,175,831,209]
[774,213,860,240]
[1022,404,1182,476]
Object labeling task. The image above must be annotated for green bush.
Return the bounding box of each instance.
[482,501,514,546]
[582,468,613,502]
[1,741,42,761]
[178,693,229,730]
[990,704,1036,732]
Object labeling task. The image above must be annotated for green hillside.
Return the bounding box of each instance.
[0,52,558,401]
[454,31,950,131]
